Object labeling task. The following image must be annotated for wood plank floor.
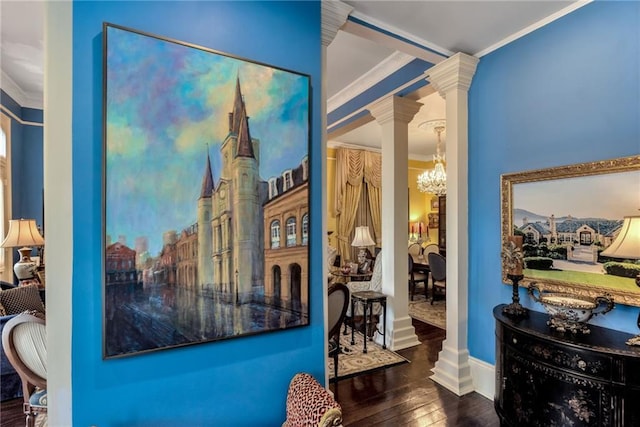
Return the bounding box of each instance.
[331,319,500,427]
[0,320,499,427]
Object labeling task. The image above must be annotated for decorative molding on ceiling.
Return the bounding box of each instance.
[327,50,414,113]
[475,0,593,57]
[1,70,43,110]
[0,104,43,127]
[321,0,353,47]
[328,72,425,132]
[348,11,453,58]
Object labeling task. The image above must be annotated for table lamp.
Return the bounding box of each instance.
[352,226,375,266]
[601,215,640,286]
[0,219,45,280]
[600,215,640,345]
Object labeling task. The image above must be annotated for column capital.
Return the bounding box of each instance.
[368,96,422,125]
[321,0,353,47]
[425,52,479,97]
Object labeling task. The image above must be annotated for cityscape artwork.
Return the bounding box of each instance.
[103,23,311,358]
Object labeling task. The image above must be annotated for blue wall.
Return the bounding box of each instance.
[71,2,322,425]
[0,90,44,229]
[468,1,640,364]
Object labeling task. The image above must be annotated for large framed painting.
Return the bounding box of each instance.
[103,23,311,358]
[501,155,640,307]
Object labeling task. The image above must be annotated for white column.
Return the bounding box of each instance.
[321,0,351,386]
[45,1,73,424]
[425,52,479,396]
[368,96,422,351]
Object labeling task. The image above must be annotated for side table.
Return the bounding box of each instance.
[350,290,387,353]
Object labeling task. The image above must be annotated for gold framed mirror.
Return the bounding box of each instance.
[500,155,640,307]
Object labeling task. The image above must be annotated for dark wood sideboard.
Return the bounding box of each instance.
[494,304,640,426]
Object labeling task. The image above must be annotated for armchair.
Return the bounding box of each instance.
[283,373,342,427]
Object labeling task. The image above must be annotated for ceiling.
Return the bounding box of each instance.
[0,0,588,158]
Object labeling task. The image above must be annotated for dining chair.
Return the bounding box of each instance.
[422,243,439,256]
[428,252,446,304]
[327,283,349,382]
[2,312,47,427]
[408,243,422,257]
[408,253,429,301]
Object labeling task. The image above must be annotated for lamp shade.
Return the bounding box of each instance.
[0,219,44,248]
[351,226,375,247]
[601,216,640,260]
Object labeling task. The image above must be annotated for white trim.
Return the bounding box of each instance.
[475,0,593,57]
[328,73,424,130]
[327,51,414,113]
[348,11,453,58]
[1,70,44,110]
[469,357,495,401]
[0,105,44,127]
[430,344,475,395]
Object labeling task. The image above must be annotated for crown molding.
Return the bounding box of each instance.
[475,0,593,57]
[321,0,353,47]
[327,50,414,113]
[348,10,453,58]
[1,70,43,110]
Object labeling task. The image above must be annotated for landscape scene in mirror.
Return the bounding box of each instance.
[512,169,640,293]
[104,25,310,358]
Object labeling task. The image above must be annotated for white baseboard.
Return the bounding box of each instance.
[469,357,495,400]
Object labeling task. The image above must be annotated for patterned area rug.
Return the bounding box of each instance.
[408,294,446,329]
[328,331,409,381]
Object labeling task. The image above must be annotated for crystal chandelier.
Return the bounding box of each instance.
[417,122,446,196]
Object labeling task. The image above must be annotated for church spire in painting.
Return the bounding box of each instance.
[200,148,214,198]
[228,75,255,158]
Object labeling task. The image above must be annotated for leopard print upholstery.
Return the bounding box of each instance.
[283,373,342,427]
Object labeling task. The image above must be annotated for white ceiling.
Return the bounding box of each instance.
[0,0,589,158]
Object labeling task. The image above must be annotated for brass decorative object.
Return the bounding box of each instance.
[528,283,614,334]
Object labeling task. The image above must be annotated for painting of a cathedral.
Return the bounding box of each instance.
[103,24,310,358]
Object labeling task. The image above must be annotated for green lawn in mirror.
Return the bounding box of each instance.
[524,269,637,292]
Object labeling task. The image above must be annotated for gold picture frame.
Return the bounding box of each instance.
[500,155,640,307]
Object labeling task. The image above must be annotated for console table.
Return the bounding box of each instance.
[494,304,640,426]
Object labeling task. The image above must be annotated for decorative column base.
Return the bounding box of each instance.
[382,315,420,351]
[430,342,474,396]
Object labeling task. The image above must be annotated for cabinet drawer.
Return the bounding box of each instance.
[503,326,612,381]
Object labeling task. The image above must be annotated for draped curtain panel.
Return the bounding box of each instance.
[334,148,382,260]
[363,151,382,246]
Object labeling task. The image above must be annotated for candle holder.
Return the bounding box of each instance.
[503,274,528,317]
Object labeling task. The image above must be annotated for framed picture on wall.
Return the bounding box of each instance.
[501,155,640,307]
[103,23,311,358]
[430,197,439,210]
[428,213,439,228]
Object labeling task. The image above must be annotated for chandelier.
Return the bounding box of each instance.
[417,121,446,196]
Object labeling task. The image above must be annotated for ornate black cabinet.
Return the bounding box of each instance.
[494,305,640,426]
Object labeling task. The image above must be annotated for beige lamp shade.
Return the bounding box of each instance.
[1,219,45,248]
[351,226,375,248]
[1,219,44,281]
[601,216,640,260]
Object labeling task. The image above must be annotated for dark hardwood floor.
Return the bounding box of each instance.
[0,397,22,427]
[331,319,500,427]
[0,320,499,427]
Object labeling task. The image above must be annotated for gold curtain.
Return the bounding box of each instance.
[364,150,382,246]
[334,148,382,260]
